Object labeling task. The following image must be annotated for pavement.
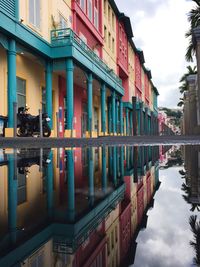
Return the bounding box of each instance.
[0,135,200,148]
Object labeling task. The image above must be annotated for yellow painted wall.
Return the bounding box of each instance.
[19,0,72,43]
[105,204,120,267]
[102,0,117,74]
[0,47,7,116]
[128,43,135,103]
[22,239,54,267]
[16,54,59,132]
[0,165,8,237]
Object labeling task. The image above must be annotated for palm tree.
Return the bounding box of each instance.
[177,65,197,107]
[179,65,197,94]
[189,215,200,266]
[182,182,200,212]
[185,0,200,62]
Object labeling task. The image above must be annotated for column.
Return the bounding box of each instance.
[46,151,53,219]
[140,102,144,135]
[125,108,129,136]
[7,39,17,129]
[88,147,94,207]
[67,149,75,222]
[101,83,106,134]
[112,146,117,186]
[46,61,53,129]
[119,98,123,135]
[133,146,138,183]
[108,146,113,177]
[120,146,124,178]
[145,107,148,135]
[130,111,133,136]
[132,97,137,136]
[151,112,154,135]
[115,99,118,134]
[66,59,74,136]
[87,73,93,137]
[8,154,17,244]
[102,146,107,193]
[111,91,116,134]
[108,97,112,134]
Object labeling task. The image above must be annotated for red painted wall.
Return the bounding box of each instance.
[122,78,129,102]
[137,183,144,224]
[75,222,106,267]
[124,176,131,200]
[119,202,131,263]
[72,0,103,57]
[144,74,149,104]
[58,76,86,138]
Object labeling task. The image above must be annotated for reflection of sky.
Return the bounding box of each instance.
[132,167,198,267]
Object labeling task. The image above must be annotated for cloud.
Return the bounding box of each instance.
[130,167,196,267]
[115,0,195,108]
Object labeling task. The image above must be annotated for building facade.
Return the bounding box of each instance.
[0,0,159,137]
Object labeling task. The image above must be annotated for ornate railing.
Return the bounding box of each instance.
[51,28,122,86]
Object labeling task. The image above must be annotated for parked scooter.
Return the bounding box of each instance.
[17,106,51,137]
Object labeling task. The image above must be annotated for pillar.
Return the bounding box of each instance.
[46,151,53,219]
[66,59,74,136]
[88,147,94,206]
[8,154,17,244]
[87,73,93,136]
[130,111,133,136]
[101,83,106,134]
[133,147,138,183]
[116,99,118,134]
[120,146,124,178]
[67,149,75,222]
[132,97,137,136]
[125,108,129,136]
[145,107,148,135]
[108,97,112,134]
[102,146,107,193]
[108,146,113,177]
[46,61,53,129]
[111,91,116,134]
[140,102,144,135]
[7,39,17,129]
[119,98,123,135]
[112,146,117,186]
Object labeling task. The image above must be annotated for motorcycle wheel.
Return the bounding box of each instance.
[17,126,28,137]
[43,124,51,137]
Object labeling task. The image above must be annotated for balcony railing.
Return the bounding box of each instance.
[51,28,122,86]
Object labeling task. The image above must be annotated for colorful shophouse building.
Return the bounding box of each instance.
[0,0,159,137]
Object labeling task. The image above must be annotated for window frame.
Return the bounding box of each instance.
[29,0,41,29]
[88,0,93,21]
[17,77,26,109]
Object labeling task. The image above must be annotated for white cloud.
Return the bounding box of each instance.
[115,0,195,108]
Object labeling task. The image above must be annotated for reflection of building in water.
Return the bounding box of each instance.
[182,146,200,209]
[0,146,160,267]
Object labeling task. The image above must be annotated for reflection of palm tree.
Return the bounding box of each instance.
[189,215,200,266]
[179,169,186,176]
[182,183,200,212]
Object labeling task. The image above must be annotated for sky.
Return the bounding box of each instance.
[132,167,196,267]
[114,0,195,108]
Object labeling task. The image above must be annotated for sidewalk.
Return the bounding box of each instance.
[0,135,200,148]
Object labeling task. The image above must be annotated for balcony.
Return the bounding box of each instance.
[51,28,122,87]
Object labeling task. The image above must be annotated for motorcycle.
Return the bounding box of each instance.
[17,106,51,137]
